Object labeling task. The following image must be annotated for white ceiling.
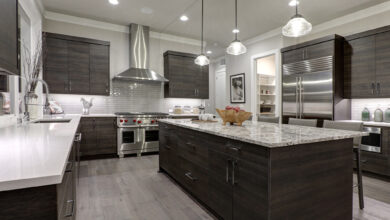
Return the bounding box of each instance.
[41,0,388,57]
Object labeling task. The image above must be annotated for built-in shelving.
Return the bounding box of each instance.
[256,54,277,117]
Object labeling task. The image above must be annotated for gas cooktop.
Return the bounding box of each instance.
[115,112,169,116]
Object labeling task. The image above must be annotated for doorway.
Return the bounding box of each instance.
[215,67,226,110]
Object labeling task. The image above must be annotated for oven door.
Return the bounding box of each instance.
[361,127,381,153]
[118,127,143,156]
[143,125,160,152]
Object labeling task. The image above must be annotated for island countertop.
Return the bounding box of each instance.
[159,119,367,148]
[0,115,81,191]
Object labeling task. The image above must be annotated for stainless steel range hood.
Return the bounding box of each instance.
[114,24,168,83]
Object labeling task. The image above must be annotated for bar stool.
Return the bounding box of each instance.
[288,118,318,127]
[323,120,364,209]
[258,116,280,123]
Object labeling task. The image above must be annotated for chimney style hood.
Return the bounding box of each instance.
[114,24,168,83]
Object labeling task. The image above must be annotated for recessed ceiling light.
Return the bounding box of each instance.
[232,29,240,33]
[109,0,119,5]
[141,7,154,14]
[206,50,212,54]
[180,15,189,21]
[289,0,299,7]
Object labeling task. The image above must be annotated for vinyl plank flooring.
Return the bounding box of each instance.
[77,155,390,220]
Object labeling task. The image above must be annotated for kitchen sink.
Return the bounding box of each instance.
[33,119,71,124]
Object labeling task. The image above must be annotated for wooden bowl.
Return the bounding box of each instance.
[216,109,252,126]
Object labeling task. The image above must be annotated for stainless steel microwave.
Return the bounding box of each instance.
[361,126,381,153]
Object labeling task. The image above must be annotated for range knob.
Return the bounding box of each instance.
[151,120,155,124]
[125,120,128,123]
[133,119,137,123]
[138,120,142,124]
[120,119,124,123]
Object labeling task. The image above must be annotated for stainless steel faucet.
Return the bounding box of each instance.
[24,78,51,121]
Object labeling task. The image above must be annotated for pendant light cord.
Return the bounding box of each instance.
[235,0,238,40]
[201,0,204,54]
[295,2,298,15]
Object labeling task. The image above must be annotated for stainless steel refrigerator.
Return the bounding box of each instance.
[282,55,350,124]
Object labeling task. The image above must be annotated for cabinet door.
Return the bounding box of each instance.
[0,0,18,75]
[95,118,117,155]
[68,41,90,94]
[375,31,390,97]
[80,118,97,157]
[90,44,110,96]
[44,37,69,94]
[344,36,376,98]
[0,76,8,92]
[167,55,197,98]
[197,65,209,99]
[305,40,334,60]
[208,149,233,220]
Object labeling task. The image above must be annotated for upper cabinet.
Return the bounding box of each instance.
[344,26,390,98]
[164,51,209,99]
[0,0,18,76]
[43,33,110,96]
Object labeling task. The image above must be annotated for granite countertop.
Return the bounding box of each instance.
[159,119,367,148]
[0,115,81,191]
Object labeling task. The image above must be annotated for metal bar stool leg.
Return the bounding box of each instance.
[355,147,364,209]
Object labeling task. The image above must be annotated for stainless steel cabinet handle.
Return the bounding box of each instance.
[75,133,82,142]
[371,82,376,95]
[226,159,231,183]
[65,200,75,217]
[229,147,241,152]
[185,172,197,181]
[377,82,381,95]
[232,160,237,185]
[299,77,303,119]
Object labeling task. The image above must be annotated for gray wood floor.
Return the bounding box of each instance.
[77,155,390,220]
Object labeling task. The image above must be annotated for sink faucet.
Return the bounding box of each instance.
[24,78,51,121]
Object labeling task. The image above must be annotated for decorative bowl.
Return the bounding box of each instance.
[216,109,252,126]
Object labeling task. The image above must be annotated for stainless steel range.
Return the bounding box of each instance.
[116,112,168,157]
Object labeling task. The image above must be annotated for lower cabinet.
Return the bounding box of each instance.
[0,136,78,220]
[80,117,117,159]
[159,123,269,220]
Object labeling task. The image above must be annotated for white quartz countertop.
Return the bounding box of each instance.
[338,120,390,128]
[159,119,367,148]
[0,115,81,191]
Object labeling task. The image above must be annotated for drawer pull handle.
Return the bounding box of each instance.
[65,200,75,217]
[185,172,198,181]
[186,142,196,150]
[230,147,241,152]
[75,133,82,142]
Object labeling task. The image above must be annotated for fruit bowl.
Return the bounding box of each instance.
[216,108,252,126]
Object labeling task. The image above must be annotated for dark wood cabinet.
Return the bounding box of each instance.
[344,36,376,98]
[68,41,90,94]
[90,44,110,95]
[344,26,390,98]
[0,0,18,76]
[164,51,209,99]
[0,76,8,92]
[43,33,110,96]
[80,117,117,159]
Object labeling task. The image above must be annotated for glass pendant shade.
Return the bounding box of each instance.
[226,40,247,56]
[282,14,312,37]
[194,54,210,66]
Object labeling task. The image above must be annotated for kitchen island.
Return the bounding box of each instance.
[158,119,367,220]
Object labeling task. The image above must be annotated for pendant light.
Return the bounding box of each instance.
[282,1,312,37]
[226,0,247,56]
[195,0,210,66]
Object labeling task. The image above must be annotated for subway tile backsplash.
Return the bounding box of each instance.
[50,81,203,114]
[351,98,390,120]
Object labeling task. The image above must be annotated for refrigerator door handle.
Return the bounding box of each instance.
[300,77,303,119]
[296,77,300,119]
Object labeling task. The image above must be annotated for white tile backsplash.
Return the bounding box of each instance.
[351,98,390,120]
[50,81,203,114]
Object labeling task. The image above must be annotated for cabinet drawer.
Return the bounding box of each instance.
[57,171,74,220]
[179,156,209,203]
[358,152,389,176]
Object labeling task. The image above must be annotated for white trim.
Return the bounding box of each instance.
[243,1,390,46]
[35,0,45,14]
[311,1,390,35]
[250,49,281,121]
[44,11,201,46]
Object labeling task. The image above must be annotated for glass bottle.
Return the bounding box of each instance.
[361,107,370,122]
[385,105,390,123]
[374,105,383,122]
